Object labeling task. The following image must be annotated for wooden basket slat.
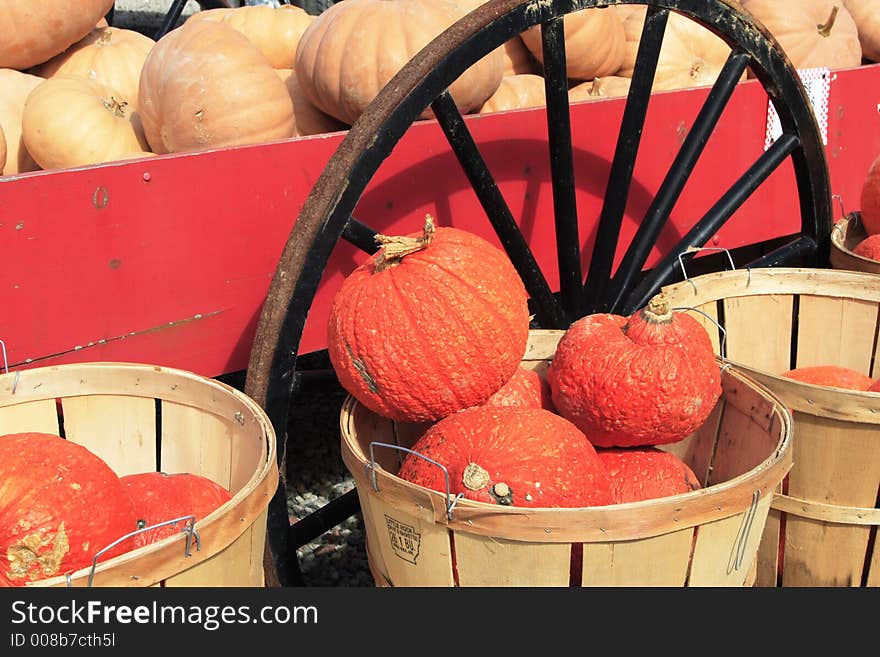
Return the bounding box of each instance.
[163,517,264,587]
[677,300,723,356]
[783,516,872,586]
[452,534,571,586]
[755,504,783,587]
[61,395,157,476]
[160,400,233,490]
[722,295,794,373]
[794,295,879,374]
[687,493,772,586]
[580,531,693,587]
[665,398,724,487]
[361,490,455,587]
[0,399,59,434]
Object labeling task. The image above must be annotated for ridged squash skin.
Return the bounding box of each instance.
[327,220,530,423]
[138,19,295,154]
[120,472,233,548]
[860,153,880,235]
[0,0,115,70]
[852,233,880,260]
[597,447,701,504]
[397,406,614,508]
[781,365,875,390]
[293,0,503,125]
[548,294,722,448]
[483,366,553,410]
[479,74,546,114]
[843,0,880,61]
[0,432,138,587]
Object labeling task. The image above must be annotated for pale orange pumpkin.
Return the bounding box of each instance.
[519,6,626,81]
[479,74,546,114]
[0,68,43,175]
[569,76,632,103]
[22,75,149,170]
[0,0,115,70]
[214,5,315,69]
[0,124,6,173]
[617,8,743,92]
[842,0,880,61]
[138,19,295,154]
[275,68,349,137]
[32,27,156,110]
[294,0,504,125]
[740,0,862,70]
[455,0,538,75]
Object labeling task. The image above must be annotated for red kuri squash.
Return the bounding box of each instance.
[0,432,138,586]
[781,364,874,390]
[548,293,722,448]
[397,406,613,508]
[597,447,701,504]
[327,215,530,423]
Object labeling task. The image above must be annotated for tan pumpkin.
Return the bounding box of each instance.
[294,0,504,125]
[32,27,156,109]
[455,0,538,75]
[842,0,880,61]
[215,5,315,69]
[138,19,295,154]
[0,123,6,173]
[739,0,862,70]
[617,8,742,91]
[0,68,43,175]
[519,6,626,81]
[0,0,115,70]
[22,75,149,170]
[479,74,546,114]
[112,150,157,161]
[569,76,632,103]
[275,68,349,137]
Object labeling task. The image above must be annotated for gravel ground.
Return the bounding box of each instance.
[113,1,374,588]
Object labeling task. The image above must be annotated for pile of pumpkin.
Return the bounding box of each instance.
[1,0,878,176]
[327,215,722,508]
[0,431,233,587]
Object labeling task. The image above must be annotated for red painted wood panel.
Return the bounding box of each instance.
[2,63,878,377]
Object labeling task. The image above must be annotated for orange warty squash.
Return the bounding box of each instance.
[548,294,722,448]
[519,6,626,81]
[397,406,614,508]
[187,4,315,69]
[275,68,349,137]
[483,366,553,410]
[781,365,874,390]
[294,0,504,125]
[843,0,880,61]
[597,447,701,504]
[0,0,115,70]
[852,233,880,260]
[327,216,530,423]
[120,471,232,548]
[479,73,546,114]
[32,27,156,110]
[138,19,295,154]
[0,68,43,175]
[860,152,880,235]
[22,75,149,170]
[739,0,862,70]
[0,432,138,586]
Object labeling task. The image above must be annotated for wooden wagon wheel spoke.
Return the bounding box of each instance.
[244,0,832,586]
[431,90,567,328]
[582,5,668,313]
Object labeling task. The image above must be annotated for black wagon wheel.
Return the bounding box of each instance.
[244,0,832,586]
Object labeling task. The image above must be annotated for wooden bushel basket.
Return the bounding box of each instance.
[663,267,880,587]
[830,212,880,275]
[340,330,792,587]
[0,362,278,587]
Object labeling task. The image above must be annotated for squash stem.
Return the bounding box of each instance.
[817,5,839,38]
[374,214,435,272]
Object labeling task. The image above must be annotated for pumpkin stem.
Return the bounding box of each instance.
[98,27,113,45]
[641,293,673,324]
[817,5,839,38]
[103,96,129,118]
[373,214,435,272]
[462,462,490,491]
